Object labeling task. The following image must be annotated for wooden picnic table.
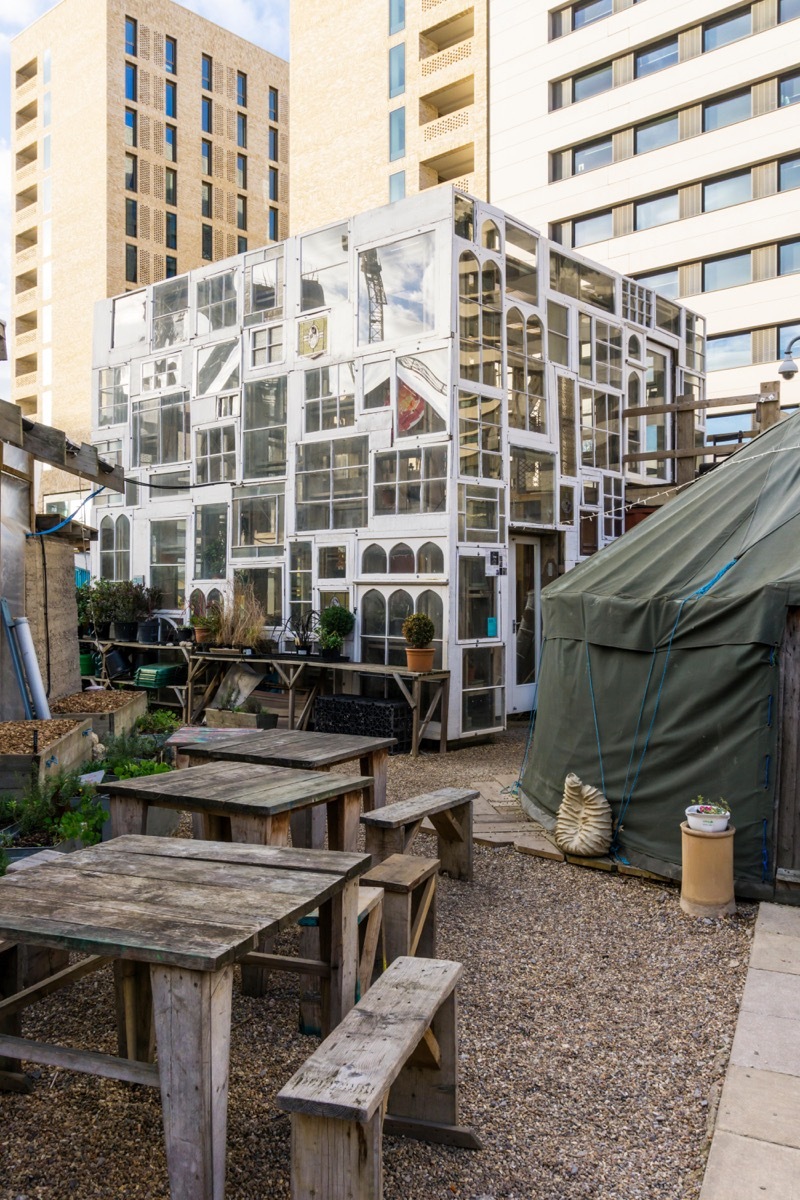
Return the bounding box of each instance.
[179,728,394,811]
[105,758,373,853]
[0,835,370,1200]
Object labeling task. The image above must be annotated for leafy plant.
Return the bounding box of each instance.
[95,730,165,774]
[113,760,172,779]
[285,610,319,650]
[211,584,266,648]
[135,709,180,736]
[318,629,344,653]
[0,845,8,877]
[318,604,355,640]
[57,794,106,846]
[688,795,731,817]
[0,771,105,848]
[402,612,435,648]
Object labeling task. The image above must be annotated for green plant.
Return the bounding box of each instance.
[135,709,180,736]
[285,610,319,650]
[217,685,239,712]
[318,604,355,640]
[57,793,106,846]
[0,845,8,877]
[402,612,435,649]
[113,760,172,779]
[95,730,164,774]
[688,796,731,817]
[212,584,267,648]
[0,771,105,848]
[318,629,344,653]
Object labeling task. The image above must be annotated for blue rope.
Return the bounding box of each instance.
[585,642,607,800]
[766,695,773,727]
[509,638,547,799]
[762,819,770,883]
[26,486,106,537]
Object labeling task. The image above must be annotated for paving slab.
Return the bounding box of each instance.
[699,1130,800,1200]
[749,929,800,976]
[717,1065,800,1150]
[740,968,800,1020]
[513,833,565,862]
[730,1008,800,1076]
[755,902,800,938]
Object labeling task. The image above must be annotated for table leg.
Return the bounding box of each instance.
[362,748,388,810]
[114,960,155,1062]
[150,963,233,1200]
[290,804,326,850]
[318,877,358,1035]
[109,796,148,838]
[226,814,280,997]
[327,791,361,853]
[411,677,422,758]
[0,941,28,1092]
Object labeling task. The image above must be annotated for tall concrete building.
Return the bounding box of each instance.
[291,0,800,434]
[289,0,488,235]
[10,0,289,509]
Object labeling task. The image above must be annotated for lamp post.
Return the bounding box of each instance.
[778,333,800,381]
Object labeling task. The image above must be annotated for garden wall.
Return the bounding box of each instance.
[25,538,80,702]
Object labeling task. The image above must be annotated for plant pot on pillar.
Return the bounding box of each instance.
[402,612,436,672]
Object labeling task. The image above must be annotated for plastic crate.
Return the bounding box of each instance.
[313,695,412,754]
[133,664,185,689]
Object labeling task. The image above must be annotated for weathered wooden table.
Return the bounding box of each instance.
[0,836,370,1200]
[179,728,395,812]
[105,758,373,853]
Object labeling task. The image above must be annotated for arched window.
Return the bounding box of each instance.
[628,334,642,361]
[527,315,544,361]
[627,374,642,464]
[482,220,501,251]
[360,589,387,664]
[507,312,546,436]
[207,587,223,606]
[362,544,387,574]
[190,588,206,618]
[418,589,444,668]
[458,250,480,301]
[388,589,414,665]
[417,542,444,573]
[389,543,415,573]
[481,260,502,310]
[99,514,131,581]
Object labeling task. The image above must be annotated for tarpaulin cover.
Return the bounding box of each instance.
[520,413,800,895]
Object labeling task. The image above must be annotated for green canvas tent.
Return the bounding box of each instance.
[520,412,800,900]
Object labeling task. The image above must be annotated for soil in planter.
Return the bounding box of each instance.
[51,691,143,715]
[0,719,83,755]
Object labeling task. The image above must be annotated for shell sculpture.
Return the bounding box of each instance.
[555,773,613,857]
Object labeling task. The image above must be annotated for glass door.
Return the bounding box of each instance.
[508,537,541,713]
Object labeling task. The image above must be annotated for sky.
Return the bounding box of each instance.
[0,0,290,397]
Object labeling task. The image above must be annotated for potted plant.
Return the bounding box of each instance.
[0,770,107,863]
[318,602,355,648]
[685,797,732,833]
[287,610,318,656]
[212,585,267,651]
[136,586,163,644]
[109,581,149,642]
[79,578,118,640]
[402,611,436,671]
[191,608,221,646]
[317,629,345,660]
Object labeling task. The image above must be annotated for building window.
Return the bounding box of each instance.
[237,195,247,231]
[779,240,800,275]
[389,107,405,161]
[232,487,284,563]
[706,332,752,371]
[201,54,212,91]
[304,363,356,432]
[634,191,679,230]
[196,339,239,395]
[269,87,279,121]
[703,252,751,291]
[165,124,176,162]
[153,276,190,347]
[237,113,247,148]
[133,392,190,466]
[389,0,405,35]
[458,482,505,543]
[295,437,369,531]
[125,244,137,283]
[269,208,278,241]
[389,43,405,98]
[780,0,800,18]
[165,79,176,118]
[506,311,546,438]
[142,354,181,393]
[201,139,212,176]
[269,166,278,200]
[703,7,752,52]
[166,255,177,278]
[780,71,800,106]
[458,252,503,386]
[237,71,247,107]
[238,236,248,254]
[165,36,177,74]
[578,314,622,389]
[197,271,238,332]
[635,267,679,299]
[573,0,611,29]
[126,198,137,238]
[550,251,615,313]
[100,514,131,581]
[704,89,751,131]
[779,321,800,355]
[389,171,405,202]
[238,154,248,189]
[573,135,612,174]
[202,181,212,218]
[635,112,679,154]
[779,155,800,191]
[548,301,569,366]
[374,447,447,515]
[202,96,212,132]
[165,167,177,206]
[635,37,678,78]
[573,210,612,246]
[125,16,137,56]
[125,62,136,101]
[194,504,227,579]
[98,365,129,425]
[166,211,177,249]
[125,108,137,146]
[573,62,612,103]
[510,448,556,524]
[703,170,751,211]
[268,126,278,160]
[150,519,185,610]
[457,556,496,640]
[243,377,287,480]
[251,324,284,367]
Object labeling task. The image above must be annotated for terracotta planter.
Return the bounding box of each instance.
[193,626,214,645]
[405,646,435,672]
[680,821,736,918]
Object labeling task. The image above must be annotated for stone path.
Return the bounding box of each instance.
[700,902,800,1199]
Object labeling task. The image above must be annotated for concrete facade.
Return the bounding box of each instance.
[10,0,288,506]
[290,0,488,235]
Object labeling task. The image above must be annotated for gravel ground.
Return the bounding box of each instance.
[0,724,755,1200]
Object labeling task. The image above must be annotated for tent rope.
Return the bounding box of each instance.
[585,642,607,801]
[505,638,547,800]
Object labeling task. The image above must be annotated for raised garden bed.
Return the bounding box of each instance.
[50,690,148,742]
[205,708,278,730]
[0,719,93,795]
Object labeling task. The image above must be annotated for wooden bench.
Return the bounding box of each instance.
[277,956,481,1200]
[360,854,438,968]
[361,787,478,881]
[297,886,385,1034]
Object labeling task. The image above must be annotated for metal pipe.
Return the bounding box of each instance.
[14,617,51,719]
[0,598,33,719]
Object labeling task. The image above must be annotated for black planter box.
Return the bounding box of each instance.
[313,695,412,754]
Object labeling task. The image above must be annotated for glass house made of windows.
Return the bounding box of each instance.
[91,188,705,743]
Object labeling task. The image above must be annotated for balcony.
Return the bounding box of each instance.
[422,105,473,150]
[15,329,37,351]
[420,37,473,83]
[16,100,37,135]
[15,57,38,90]
[16,143,38,183]
[420,142,475,189]
[15,244,38,270]
[15,73,37,104]
[16,184,38,222]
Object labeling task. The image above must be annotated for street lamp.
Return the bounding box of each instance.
[778,333,800,381]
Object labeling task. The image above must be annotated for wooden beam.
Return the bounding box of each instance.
[0,1033,160,1087]
[622,395,770,419]
[0,399,24,448]
[0,955,110,1021]
[383,1115,483,1149]
[65,442,125,493]
[239,952,331,978]
[623,445,742,464]
[15,416,124,491]
[21,419,67,469]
